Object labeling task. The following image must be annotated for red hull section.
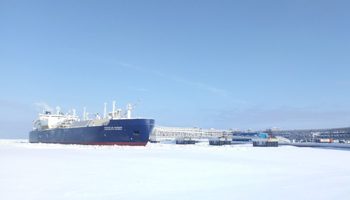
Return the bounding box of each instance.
[30,142,148,146]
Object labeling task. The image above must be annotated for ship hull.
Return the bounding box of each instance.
[29,118,154,146]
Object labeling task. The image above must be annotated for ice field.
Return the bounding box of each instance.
[1,139,350,200]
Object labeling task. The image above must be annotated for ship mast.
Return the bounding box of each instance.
[104,103,107,119]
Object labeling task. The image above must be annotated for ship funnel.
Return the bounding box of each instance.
[56,107,60,115]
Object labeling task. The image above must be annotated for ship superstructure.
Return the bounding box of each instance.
[29,100,155,146]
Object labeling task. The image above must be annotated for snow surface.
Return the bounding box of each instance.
[1,139,350,200]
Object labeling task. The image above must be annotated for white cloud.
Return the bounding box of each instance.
[33,102,53,112]
[336,80,350,86]
[124,86,148,92]
[118,62,230,97]
[207,106,350,130]
[205,86,229,97]
[138,88,148,92]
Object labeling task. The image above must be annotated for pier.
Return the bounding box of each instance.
[266,127,350,141]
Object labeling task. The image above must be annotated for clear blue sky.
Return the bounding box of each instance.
[1,0,350,138]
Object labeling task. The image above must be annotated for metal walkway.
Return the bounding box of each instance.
[266,127,350,141]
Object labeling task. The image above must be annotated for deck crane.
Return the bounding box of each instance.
[125,99,142,118]
[88,113,101,119]
[132,99,142,110]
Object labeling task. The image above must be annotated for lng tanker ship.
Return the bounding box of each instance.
[29,100,155,146]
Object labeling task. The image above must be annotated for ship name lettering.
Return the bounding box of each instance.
[104,126,122,131]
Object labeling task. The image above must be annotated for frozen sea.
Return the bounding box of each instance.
[1,139,350,200]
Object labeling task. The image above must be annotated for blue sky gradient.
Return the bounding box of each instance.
[1,0,350,138]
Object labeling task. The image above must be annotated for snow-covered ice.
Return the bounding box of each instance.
[1,139,350,200]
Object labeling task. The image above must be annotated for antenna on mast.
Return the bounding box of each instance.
[112,101,116,118]
[104,103,107,119]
